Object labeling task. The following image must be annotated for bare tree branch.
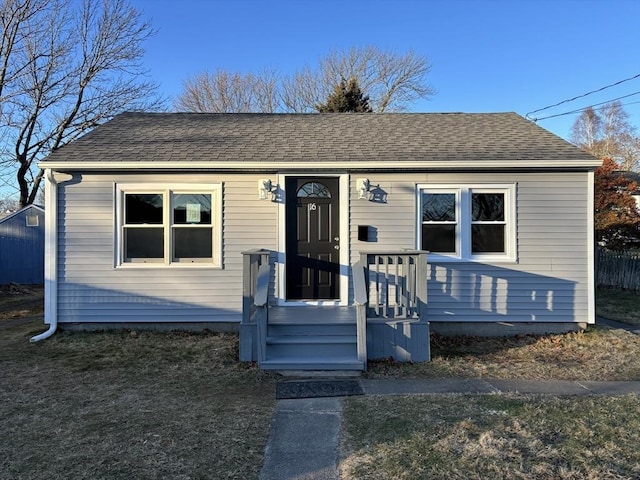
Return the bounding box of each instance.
[175,69,280,113]
[571,101,640,171]
[0,0,163,207]
[177,45,435,114]
[282,46,435,113]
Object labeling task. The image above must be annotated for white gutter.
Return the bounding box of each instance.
[31,169,59,342]
[587,170,596,325]
[38,158,604,171]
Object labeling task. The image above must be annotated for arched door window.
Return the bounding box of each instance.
[296,181,332,198]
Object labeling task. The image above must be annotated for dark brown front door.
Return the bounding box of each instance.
[285,177,340,300]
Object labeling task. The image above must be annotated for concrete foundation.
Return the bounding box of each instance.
[430,321,589,337]
[58,322,239,333]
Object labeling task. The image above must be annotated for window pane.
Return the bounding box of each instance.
[422,224,456,253]
[297,182,331,198]
[472,193,504,221]
[422,193,456,221]
[174,228,213,259]
[472,225,505,253]
[125,194,163,224]
[173,193,212,225]
[124,228,164,259]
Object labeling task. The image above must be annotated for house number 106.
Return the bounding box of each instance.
[309,203,317,211]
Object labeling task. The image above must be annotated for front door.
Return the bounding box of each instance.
[285,177,340,300]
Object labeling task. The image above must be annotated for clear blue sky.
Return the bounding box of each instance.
[131,0,640,141]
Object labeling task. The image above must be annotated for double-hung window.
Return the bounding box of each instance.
[117,184,221,266]
[418,184,516,262]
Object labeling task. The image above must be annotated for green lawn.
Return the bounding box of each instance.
[597,287,640,325]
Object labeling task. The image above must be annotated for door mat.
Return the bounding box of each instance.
[276,379,364,399]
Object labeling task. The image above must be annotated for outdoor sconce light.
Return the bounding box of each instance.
[356,178,370,200]
[258,179,274,200]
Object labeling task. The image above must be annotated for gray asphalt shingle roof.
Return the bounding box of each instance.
[42,112,596,165]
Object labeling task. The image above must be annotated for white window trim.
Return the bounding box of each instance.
[26,214,39,227]
[114,183,222,268]
[417,183,517,263]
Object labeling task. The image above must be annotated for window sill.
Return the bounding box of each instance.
[426,254,518,264]
[115,263,222,270]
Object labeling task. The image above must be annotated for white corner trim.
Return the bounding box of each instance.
[587,170,596,324]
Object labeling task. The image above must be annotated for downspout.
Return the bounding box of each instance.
[31,169,59,342]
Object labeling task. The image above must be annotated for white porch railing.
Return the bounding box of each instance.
[239,249,271,363]
[359,251,428,320]
[239,249,429,367]
[356,251,430,363]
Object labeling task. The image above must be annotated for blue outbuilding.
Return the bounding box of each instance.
[0,204,45,285]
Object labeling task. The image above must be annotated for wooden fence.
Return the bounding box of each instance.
[596,248,640,291]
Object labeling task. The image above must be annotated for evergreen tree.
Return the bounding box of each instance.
[316,78,373,113]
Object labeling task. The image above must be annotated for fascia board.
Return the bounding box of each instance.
[38,159,604,171]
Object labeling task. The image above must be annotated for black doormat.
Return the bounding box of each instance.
[276,379,364,399]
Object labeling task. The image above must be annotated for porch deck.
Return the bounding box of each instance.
[240,250,430,371]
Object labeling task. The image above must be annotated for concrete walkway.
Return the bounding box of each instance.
[259,378,640,480]
[598,316,640,335]
[260,397,342,480]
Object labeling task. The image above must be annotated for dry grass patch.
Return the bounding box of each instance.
[0,321,276,480]
[341,394,640,480]
[367,327,640,381]
[0,284,44,322]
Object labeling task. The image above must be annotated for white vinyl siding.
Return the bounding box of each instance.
[54,170,592,327]
[57,173,278,324]
[350,172,591,324]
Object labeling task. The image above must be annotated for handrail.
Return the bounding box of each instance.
[352,261,368,306]
[254,262,270,364]
[352,261,368,368]
[254,263,270,307]
[240,249,271,363]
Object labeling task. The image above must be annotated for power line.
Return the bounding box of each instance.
[532,93,640,121]
[525,73,640,120]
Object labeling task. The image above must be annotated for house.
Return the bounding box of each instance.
[32,112,601,370]
[0,204,45,285]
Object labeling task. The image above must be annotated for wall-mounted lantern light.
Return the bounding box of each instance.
[356,178,370,200]
[258,179,273,200]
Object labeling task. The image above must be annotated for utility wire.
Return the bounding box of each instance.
[533,93,640,121]
[525,73,640,119]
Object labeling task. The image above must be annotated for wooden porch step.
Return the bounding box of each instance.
[268,323,355,336]
[266,336,357,358]
[268,306,356,324]
[260,356,364,371]
[267,335,357,344]
[260,305,363,371]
